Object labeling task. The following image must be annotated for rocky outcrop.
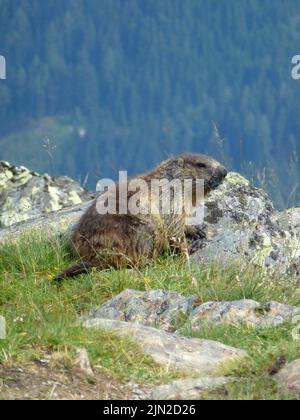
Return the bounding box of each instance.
[82,318,248,376]
[86,289,196,332]
[83,291,299,398]
[0,200,91,244]
[189,172,300,277]
[0,161,93,228]
[189,299,299,329]
[85,289,300,332]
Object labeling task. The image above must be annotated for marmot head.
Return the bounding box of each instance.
[158,153,228,193]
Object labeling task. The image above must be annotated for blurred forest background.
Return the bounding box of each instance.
[1,0,300,208]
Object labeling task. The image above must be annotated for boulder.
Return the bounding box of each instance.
[189,300,300,329]
[82,318,248,376]
[0,200,91,244]
[86,290,299,332]
[0,161,93,228]
[86,289,197,332]
[190,172,300,277]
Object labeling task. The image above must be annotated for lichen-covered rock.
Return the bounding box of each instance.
[0,200,91,244]
[86,289,198,332]
[0,161,93,227]
[267,208,300,276]
[150,377,231,400]
[275,359,300,396]
[86,290,299,332]
[189,172,300,277]
[189,300,300,330]
[82,318,248,376]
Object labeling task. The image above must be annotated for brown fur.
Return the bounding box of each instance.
[54,154,227,280]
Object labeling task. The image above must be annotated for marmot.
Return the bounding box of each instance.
[54,154,227,280]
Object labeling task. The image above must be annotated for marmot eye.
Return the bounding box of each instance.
[196,162,206,168]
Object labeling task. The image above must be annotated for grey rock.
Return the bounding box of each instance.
[0,200,92,244]
[275,359,300,396]
[82,318,248,376]
[0,161,93,228]
[189,300,300,330]
[151,377,231,400]
[86,289,197,332]
[190,172,300,277]
[86,290,300,332]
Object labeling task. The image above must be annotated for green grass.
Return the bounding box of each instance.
[0,231,300,399]
[181,324,300,400]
